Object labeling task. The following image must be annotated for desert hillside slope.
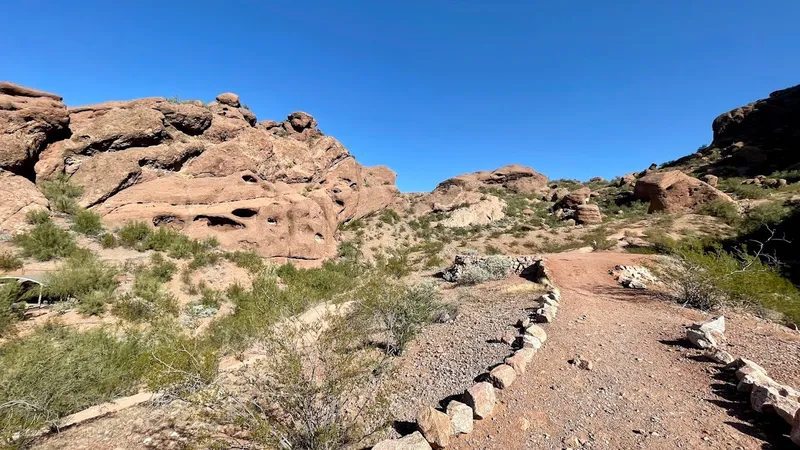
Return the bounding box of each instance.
[0,81,799,449]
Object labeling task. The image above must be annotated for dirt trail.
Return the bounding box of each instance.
[451,251,800,450]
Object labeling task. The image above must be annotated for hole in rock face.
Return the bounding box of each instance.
[314,233,324,242]
[335,199,345,207]
[242,174,257,183]
[152,215,185,228]
[267,217,278,225]
[193,215,244,229]
[231,208,258,218]
[349,183,358,189]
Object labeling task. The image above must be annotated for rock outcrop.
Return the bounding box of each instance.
[0,82,398,260]
[0,82,69,179]
[574,204,602,224]
[0,169,49,234]
[633,170,734,213]
[425,165,548,212]
[709,84,800,175]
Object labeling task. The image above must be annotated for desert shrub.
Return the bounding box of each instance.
[76,290,113,316]
[25,209,51,225]
[375,248,412,278]
[100,232,119,249]
[717,178,769,199]
[40,175,83,214]
[659,240,800,325]
[0,282,27,336]
[0,252,23,271]
[118,221,152,248]
[339,218,365,231]
[148,253,177,282]
[141,327,218,394]
[769,169,800,183]
[71,209,104,236]
[456,255,515,285]
[357,279,440,355]
[0,324,146,440]
[223,318,389,449]
[740,202,793,233]
[337,240,362,260]
[379,208,401,225]
[13,221,77,261]
[699,199,740,224]
[210,261,359,351]
[112,295,154,323]
[112,267,178,323]
[224,250,265,273]
[44,251,118,302]
[485,244,503,255]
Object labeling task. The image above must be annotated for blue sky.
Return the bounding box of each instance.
[3,1,799,192]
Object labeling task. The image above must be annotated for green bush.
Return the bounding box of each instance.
[0,324,146,439]
[659,240,800,325]
[379,209,401,225]
[13,221,77,261]
[44,251,118,301]
[76,290,112,316]
[740,202,793,233]
[0,282,26,336]
[698,199,740,225]
[717,178,769,199]
[224,250,265,273]
[25,209,51,225]
[40,175,83,214]
[0,252,23,271]
[375,248,412,278]
[117,221,152,248]
[356,279,440,355]
[148,253,177,282]
[71,209,104,236]
[101,232,119,249]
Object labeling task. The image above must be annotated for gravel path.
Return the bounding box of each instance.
[449,251,800,450]
[388,279,544,428]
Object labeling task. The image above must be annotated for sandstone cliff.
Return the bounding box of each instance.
[0,82,398,260]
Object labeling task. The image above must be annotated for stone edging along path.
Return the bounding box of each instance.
[373,258,560,449]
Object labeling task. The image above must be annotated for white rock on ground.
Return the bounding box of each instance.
[524,324,548,343]
[686,316,725,349]
[465,382,496,419]
[446,401,473,435]
[373,431,433,450]
[489,364,517,389]
[534,305,557,323]
[750,384,800,425]
[416,407,453,448]
[522,334,543,350]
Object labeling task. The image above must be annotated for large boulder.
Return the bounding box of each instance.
[556,187,591,208]
[634,170,734,213]
[0,170,49,234]
[0,82,69,177]
[574,204,602,224]
[0,83,399,261]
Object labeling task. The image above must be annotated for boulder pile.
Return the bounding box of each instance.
[441,254,544,283]
[0,82,399,261]
[609,265,657,289]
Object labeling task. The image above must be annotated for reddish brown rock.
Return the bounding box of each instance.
[426,164,548,212]
[416,407,453,448]
[465,382,496,419]
[574,204,602,224]
[0,82,69,176]
[556,187,591,208]
[619,173,636,187]
[702,174,719,187]
[0,170,49,234]
[489,364,517,389]
[634,170,734,213]
[0,82,400,261]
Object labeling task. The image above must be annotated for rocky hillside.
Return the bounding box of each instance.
[0,82,398,261]
[667,83,800,177]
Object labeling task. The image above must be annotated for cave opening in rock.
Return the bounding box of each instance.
[193,215,245,229]
[231,208,258,218]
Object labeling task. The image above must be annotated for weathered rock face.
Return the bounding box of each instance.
[574,204,602,224]
[425,164,548,212]
[709,84,800,175]
[556,187,591,208]
[0,82,69,178]
[0,82,398,261]
[0,169,49,234]
[633,170,734,213]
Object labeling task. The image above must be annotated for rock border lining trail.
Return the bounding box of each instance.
[374,258,560,449]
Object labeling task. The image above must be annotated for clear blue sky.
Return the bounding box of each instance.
[3,1,799,192]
